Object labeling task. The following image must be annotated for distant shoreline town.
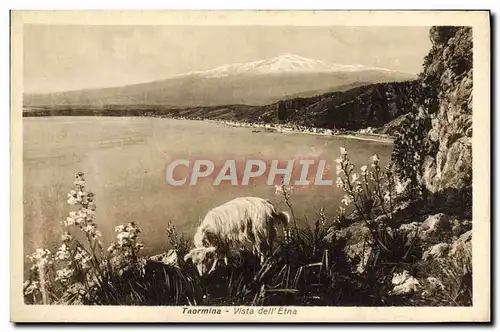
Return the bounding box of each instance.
[213,119,393,143]
[22,107,394,144]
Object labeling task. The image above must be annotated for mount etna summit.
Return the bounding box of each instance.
[24,54,415,108]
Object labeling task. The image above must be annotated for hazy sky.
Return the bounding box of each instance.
[24,25,432,94]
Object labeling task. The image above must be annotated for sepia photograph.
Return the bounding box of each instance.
[10,10,491,323]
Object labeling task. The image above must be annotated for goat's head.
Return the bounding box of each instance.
[183,246,221,276]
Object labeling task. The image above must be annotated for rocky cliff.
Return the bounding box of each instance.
[420,27,473,193]
[277,80,418,130]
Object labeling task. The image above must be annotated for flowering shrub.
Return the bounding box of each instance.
[391,108,433,196]
[24,172,148,304]
[335,148,395,221]
[334,147,414,253]
[274,180,297,241]
[24,172,202,305]
[24,249,53,304]
[24,172,106,304]
[165,221,191,258]
[332,147,437,305]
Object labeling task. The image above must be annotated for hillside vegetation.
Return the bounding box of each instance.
[24,80,418,133]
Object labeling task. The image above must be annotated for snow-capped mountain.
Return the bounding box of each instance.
[24,54,416,108]
[179,53,399,78]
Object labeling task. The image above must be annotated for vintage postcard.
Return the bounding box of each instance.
[10,10,491,323]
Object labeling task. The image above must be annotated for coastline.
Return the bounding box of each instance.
[211,119,394,144]
[22,112,395,144]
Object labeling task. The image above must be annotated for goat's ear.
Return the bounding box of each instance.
[184,252,192,262]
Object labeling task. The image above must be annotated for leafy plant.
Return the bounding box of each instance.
[24,166,471,307]
[24,172,197,305]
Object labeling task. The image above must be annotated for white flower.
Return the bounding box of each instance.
[274,185,284,196]
[335,163,343,175]
[88,201,97,211]
[107,243,116,253]
[61,232,72,243]
[55,267,74,282]
[395,179,410,194]
[384,191,391,202]
[336,177,344,188]
[115,225,126,233]
[360,165,368,174]
[74,249,91,270]
[341,194,353,206]
[117,231,132,245]
[82,223,101,239]
[123,223,140,239]
[24,281,40,295]
[82,208,95,217]
[76,191,86,201]
[67,196,77,206]
[74,179,85,187]
[55,244,71,261]
[27,248,53,267]
[340,147,347,155]
[351,173,360,184]
[371,154,380,163]
[83,224,94,233]
[64,216,75,227]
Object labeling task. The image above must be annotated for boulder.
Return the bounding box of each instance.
[324,222,372,273]
[422,243,450,261]
[450,230,472,257]
[421,213,452,234]
[451,219,472,237]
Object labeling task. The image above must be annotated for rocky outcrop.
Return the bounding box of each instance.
[450,230,472,257]
[420,213,452,234]
[279,80,418,130]
[421,27,473,193]
[375,113,412,136]
[324,221,372,273]
[422,243,450,261]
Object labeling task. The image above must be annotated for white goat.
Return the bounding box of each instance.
[184,197,290,276]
